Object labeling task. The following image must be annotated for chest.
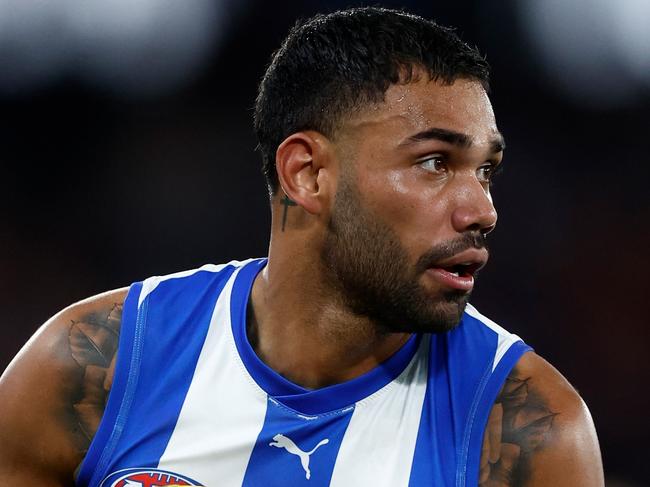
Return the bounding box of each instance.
[96,340,460,486]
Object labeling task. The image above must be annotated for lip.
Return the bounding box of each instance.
[425,248,488,292]
[434,248,488,272]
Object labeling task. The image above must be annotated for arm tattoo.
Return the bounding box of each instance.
[68,303,121,451]
[479,370,558,486]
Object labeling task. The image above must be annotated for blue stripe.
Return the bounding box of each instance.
[231,259,422,415]
[408,334,456,486]
[242,397,355,486]
[93,288,149,483]
[446,313,509,487]
[462,341,533,487]
[77,282,143,486]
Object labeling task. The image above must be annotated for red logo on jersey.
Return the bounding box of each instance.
[101,468,202,487]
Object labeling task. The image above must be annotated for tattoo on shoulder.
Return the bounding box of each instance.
[67,303,122,453]
[479,368,558,486]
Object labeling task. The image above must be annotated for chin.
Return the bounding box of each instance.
[421,291,470,333]
[378,293,469,335]
[431,298,468,331]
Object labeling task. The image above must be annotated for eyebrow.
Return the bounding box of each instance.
[401,127,506,153]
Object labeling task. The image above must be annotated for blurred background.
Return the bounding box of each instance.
[0,0,648,484]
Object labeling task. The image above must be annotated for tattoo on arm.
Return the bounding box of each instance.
[67,303,122,452]
[479,371,558,486]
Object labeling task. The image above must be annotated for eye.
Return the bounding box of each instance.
[418,155,447,174]
[477,162,503,184]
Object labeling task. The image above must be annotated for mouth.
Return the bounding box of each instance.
[424,249,488,292]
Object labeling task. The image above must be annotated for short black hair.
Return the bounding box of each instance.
[254,7,490,195]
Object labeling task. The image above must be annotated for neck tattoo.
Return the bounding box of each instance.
[280,194,297,231]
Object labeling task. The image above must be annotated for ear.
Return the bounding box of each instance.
[275,131,333,215]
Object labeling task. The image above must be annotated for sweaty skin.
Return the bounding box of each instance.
[478,354,602,486]
[0,77,604,485]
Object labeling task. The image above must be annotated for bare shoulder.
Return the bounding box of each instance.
[0,288,129,484]
[479,351,604,487]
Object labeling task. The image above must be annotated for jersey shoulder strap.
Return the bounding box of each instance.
[76,260,250,486]
[410,304,532,486]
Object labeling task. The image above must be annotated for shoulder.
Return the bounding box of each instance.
[479,351,604,486]
[0,288,128,482]
[135,260,255,304]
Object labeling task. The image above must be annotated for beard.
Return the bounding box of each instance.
[320,176,487,335]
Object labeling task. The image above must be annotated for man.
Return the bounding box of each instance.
[0,7,603,486]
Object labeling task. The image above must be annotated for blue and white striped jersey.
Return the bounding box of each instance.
[76,258,532,487]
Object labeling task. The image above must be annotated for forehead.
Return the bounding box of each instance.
[340,76,499,148]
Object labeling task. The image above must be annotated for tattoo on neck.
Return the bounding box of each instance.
[280,194,297,231]
[479,372,558,486]
[68,303,122,449]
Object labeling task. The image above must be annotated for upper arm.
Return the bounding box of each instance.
[479,351,604,487]
[0,288,128,485]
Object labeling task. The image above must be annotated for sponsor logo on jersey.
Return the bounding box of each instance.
[269,433,329,480]
[101,468,202,487]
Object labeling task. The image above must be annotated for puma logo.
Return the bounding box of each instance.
[269,433,329,480]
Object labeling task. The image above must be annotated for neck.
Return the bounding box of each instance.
[248,247,411,390]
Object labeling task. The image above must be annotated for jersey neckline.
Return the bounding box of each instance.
[230,258,422,415]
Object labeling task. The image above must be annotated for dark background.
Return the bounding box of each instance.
[1,1,648,485]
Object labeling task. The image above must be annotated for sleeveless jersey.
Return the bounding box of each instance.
[76,258,532,487]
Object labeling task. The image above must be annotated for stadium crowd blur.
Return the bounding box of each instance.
[1,1,648,484]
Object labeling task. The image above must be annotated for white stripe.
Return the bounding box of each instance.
[464,304,522,372]
[137,260,249,307]
[157,264,268,485]
[329,338,430,487]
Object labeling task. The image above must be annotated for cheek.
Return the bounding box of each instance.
[365,169,451,246]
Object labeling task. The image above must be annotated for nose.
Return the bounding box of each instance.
[450,178,498,235]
